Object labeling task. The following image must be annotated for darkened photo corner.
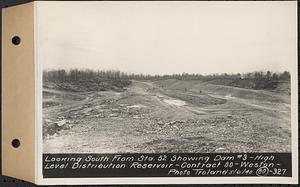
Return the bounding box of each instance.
[36,1,295,179]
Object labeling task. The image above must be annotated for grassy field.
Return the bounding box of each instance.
[43,79,291,153]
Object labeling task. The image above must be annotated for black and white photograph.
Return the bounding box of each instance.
[1,0,297,185]
[40,1,296,155]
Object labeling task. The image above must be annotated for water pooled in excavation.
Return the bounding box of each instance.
[163,99,186,106]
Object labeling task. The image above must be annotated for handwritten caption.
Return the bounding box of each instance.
[43,153,291,178]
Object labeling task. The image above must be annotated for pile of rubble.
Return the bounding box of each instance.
[155,120,187,132]
[65,102,148,120]
[43,117,73,137]
[157,120,185,126]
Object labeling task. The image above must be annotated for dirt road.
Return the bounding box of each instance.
[43,80,291,153]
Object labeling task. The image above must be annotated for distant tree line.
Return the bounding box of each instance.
[43,69,290,82]
[43,69,153,82]
[148,71,290,82]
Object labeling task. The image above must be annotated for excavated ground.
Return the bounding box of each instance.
[43,80,291,153]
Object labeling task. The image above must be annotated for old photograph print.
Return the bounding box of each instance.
[41,2,294,154]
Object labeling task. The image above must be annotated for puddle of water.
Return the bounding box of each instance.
[163,99,186,106]
[225,94,234,99]
[127,104,145,108]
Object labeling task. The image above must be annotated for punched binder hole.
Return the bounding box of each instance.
[11,36,21,45]
[11,139,20,148]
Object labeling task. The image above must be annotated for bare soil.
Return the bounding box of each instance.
[43,80,291,153]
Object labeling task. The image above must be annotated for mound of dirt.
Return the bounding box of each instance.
[44,79,131,92]
[274,81,291,94]
[206,78,280,90]
[191,82,290,104]
[154,79,290,104]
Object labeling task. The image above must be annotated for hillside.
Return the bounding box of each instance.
[154,79,290,104]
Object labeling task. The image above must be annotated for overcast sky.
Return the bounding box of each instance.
[37,1,297,75]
